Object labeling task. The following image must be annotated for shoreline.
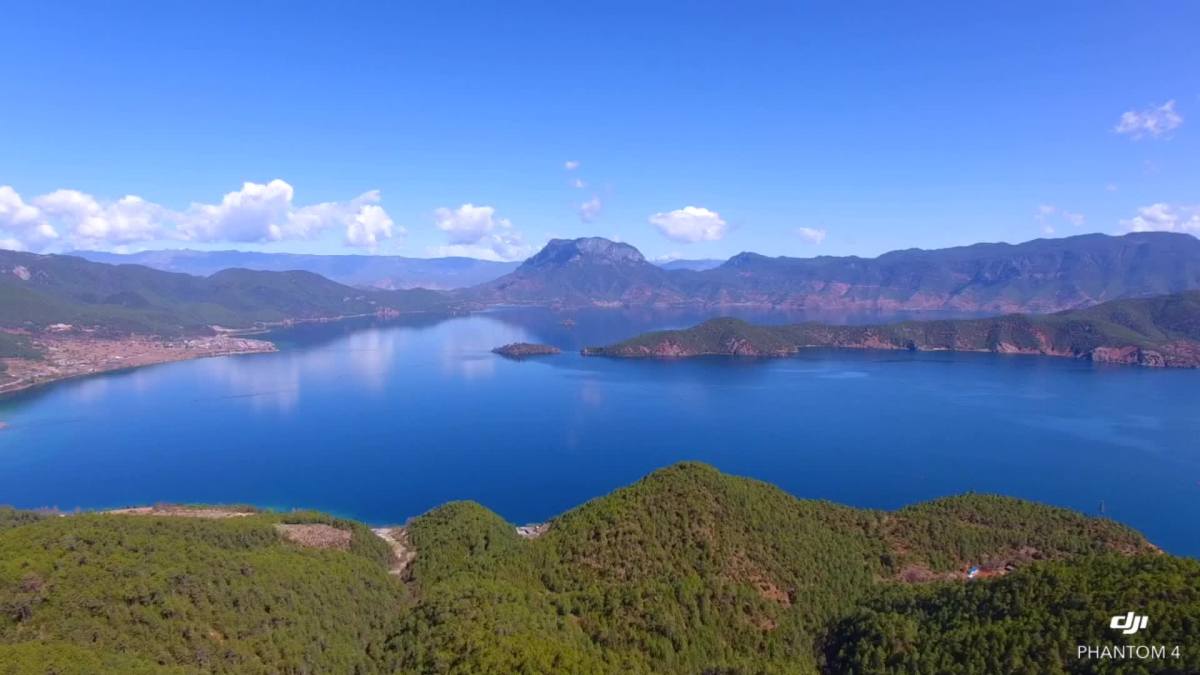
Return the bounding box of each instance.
[582,341,1200,368]
[0,335,277,397]
[0,309,465,397]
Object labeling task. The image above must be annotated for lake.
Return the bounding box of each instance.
[1,308,1198,556]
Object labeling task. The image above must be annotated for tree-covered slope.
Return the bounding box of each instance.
[0,510,401,675]
[0,464,1189,674]
[0,250,453,335]
[822,555,1200,674]
[387,464,1158,674]
[585,291,1200,367]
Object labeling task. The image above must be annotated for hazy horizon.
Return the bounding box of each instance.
[52,229,1197,265]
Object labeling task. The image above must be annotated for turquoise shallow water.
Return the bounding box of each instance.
[1,308,1198,555]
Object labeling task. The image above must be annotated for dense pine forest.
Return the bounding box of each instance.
[1,464,1195,674]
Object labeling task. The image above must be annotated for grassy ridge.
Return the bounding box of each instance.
[0,464,1190,674]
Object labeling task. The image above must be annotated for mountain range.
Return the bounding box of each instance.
[467,232,1200,312]
[0,249,450,336]
[73,249,520,290]
[655,257,724,271]
[72,249,726,289]
[6,231,1200,340]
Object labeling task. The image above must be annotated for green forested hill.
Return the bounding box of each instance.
[0,250,453,335]
[0,465,1193,674]
[585,291,1200,367]
[823,555,1200,674]
[0,509,401,675]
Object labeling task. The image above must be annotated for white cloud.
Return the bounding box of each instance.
[428,240,529,262]
[564,160,581,171]
[181,179,297,241]
[0,186,42,228]
[0,186,58,246]
[1114,100,1182,139]
[181,180,393,246]
[0,237,25,251]
[649,206,727,243]
[434,203,510,244]
[1035,204,1086,234]
[1120,203,1200,234]
[431,203,531,261]
[345,205,398,249]
[35,190,166,245]
[578,196,603,223]
[796,227,826,244]
[570,178,586,189]
[0,180,400,251]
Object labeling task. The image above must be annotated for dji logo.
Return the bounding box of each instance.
[1110,612,1149,635]
[1076,612,1178,661]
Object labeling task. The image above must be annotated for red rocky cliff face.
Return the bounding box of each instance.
[1089,342,1200,368]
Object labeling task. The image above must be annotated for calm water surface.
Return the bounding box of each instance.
[1,308,1198,556]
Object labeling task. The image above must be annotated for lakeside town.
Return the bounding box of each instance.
[0,327,276,395]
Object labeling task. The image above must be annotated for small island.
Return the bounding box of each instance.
[492,342,561,359]
[583,291,1200,368]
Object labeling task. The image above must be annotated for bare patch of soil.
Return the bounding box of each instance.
[516,523,549,539]
[275,523,353,550]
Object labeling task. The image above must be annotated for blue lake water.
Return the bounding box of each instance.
[1,308,1198,556]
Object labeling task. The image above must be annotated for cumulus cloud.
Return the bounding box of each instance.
[796,227,827,244]
[180,180,398,246]
[434,203,510,244]
[570,178,586,189]
[0,186,43,229]
[431,203,530,261]
[345,205,396,249]
[649,206,727,243]
[578,196,603,223]
[0,186,58,247]
[1114,100,1183,139]
[1120,203,1200,234]
[0,180,401,252]
[564,160,581,171]
[35,190,166,245]
[1035,204,1086,235]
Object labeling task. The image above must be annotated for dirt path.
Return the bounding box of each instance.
[372,527,415,576]
[516,523,549,539]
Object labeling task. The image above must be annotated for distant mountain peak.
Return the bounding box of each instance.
[520,237,647,269]
[472,231,1200,311]
[723,251,771,267]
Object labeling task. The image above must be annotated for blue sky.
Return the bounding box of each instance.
[1,1,1197,261]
